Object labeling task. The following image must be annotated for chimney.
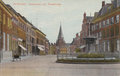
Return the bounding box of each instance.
[84,12,86,19]
[102,1,105,7]
[76,33,79,38]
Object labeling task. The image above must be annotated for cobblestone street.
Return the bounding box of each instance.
[1,55,120,76]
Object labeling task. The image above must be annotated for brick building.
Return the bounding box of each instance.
[91,0,120,53]
[79,13,93,52]
[0,1,13,61]
[70,33,80,53]
[0,0,48,62]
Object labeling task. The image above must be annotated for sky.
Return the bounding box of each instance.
[3,0,111,43]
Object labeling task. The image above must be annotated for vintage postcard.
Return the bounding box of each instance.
[0,0,120,76]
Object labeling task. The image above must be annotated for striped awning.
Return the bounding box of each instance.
[19,44,27,51]
[79,45,86,49]
[37,45,45,51]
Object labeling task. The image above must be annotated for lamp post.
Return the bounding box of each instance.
[0,30,2,63]
[0,18,2,63]
[57,46,60,60]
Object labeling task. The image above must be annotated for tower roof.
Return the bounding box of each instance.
[56,22,66,46]
[58,25,64,39]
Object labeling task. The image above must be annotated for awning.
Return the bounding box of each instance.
[19,44,27,50]
[79,45,86,49]
[37,45,45,51]
[18,38,23,42]
[38,47,44,51]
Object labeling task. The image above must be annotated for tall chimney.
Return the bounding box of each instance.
[84,12,86,19]
[76,33,79,38]
[102,1,105,7]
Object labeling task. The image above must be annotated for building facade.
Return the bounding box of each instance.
[91,0,120,53]
[79,0,120,54]
[0,0,48,62]
[70,33,80,53]
[79,13,93,52]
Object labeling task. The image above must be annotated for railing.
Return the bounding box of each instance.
[57,52,120,60]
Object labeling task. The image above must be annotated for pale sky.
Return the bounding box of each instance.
[3,0,111,43]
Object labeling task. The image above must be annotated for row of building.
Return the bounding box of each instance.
[0,0,50,62]
[72,0,120,53]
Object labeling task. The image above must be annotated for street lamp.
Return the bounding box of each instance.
[56,46,60,60]
[0,21,2,63]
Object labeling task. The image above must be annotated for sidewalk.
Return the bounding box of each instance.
[1,55,33,64]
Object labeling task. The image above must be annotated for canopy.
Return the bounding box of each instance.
[79,45,86,49]
[18,38,23,42]
[19,44,27,50]
[38,46,44,51]
[37,45,45,51]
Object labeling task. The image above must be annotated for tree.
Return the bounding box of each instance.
[75,48,81,53]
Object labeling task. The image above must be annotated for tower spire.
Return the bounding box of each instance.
[56,22,66,46]
[58,24,64,39]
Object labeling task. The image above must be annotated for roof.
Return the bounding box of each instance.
[34,27,46,36]
[97,4,112,17]
[86,16,93,23]
[6,4,18,16]
[58,25,64,39]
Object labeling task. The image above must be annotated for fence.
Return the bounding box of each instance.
[57,52,120,60]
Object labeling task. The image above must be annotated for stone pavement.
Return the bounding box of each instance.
[1,55,120,76]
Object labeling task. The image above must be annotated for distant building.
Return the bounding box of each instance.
[56,25,66,47]
[49,43,57,55]
[56,24,67,53]
[71,33,80,53]
[79,12,93,52]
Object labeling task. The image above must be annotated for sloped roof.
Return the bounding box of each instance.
[58,25,64,39]
[97,4,112,17]
[86,16,93,23]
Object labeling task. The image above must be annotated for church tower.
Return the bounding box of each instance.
[56,23,66,48]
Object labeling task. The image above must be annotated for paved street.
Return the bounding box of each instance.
[0,55,120,76]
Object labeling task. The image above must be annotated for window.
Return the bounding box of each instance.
[117,40,120,51]
[104,42,105,52]
[115,25,119,36]
[115,15,119,23]
[106,19,109,26]
[91,26,93,31]
[0,9,2,22]
[106,28,109,37]
[107,41,110,51]
[94,24,96,30]
[97,23,99,29]
[110,17,114,25]
[99,22,101,28]
[8,17,10,27]
[97,33,99,38]
[110,26,114,37]
[102,21,105,27]
[100,32,102,38]
[94,25,95,30]
[92,25,94,31]
[3,14,6,25]
[102,30,105,38]
[95,24,97,30]
[98,32,100,38]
